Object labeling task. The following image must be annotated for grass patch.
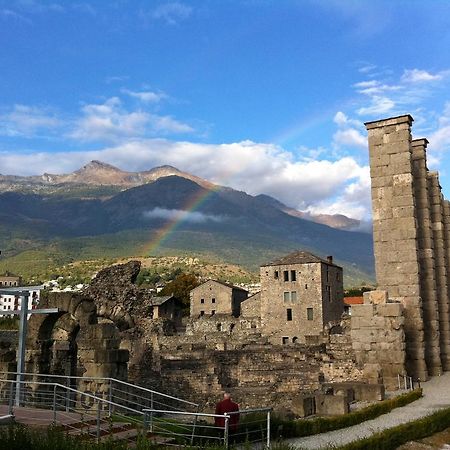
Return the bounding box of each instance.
[273,389,422,439]
[336,406,450,449]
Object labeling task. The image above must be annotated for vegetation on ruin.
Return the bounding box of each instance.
[344,286,374,297]
[272,389,422,439]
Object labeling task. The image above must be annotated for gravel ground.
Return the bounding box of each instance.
[285,372,450,449]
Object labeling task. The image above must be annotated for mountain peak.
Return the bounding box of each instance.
[79,160,124,172]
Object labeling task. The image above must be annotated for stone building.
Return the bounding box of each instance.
[260,251,344,344]
[365,114,450,380]
[190,280,248,318]
[149,295,183,326]
[0,272,22,287]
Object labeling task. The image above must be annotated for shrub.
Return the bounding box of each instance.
[272,389,422,439]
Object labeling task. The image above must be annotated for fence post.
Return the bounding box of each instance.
[224,414,229,449]
[8,382,14,416]
[53,384,57,425]
[96,399,101,443]
[397,374,401,390]
[266,409,271,448]
[404,375,407,390]
[149,392,154,432]
[108,379,113,417]
[66,378,70,412]
[190,405,200,446]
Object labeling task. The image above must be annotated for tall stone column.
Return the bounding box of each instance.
[411,139,442,375]
[443,200,450,359]
[365,115,428,380]
[428,172,450,369]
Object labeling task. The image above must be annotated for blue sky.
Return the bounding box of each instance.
[1,1,450,222]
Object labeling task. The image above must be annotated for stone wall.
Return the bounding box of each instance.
[350,291,406,389]
[260,261,343,344]
[365,115,450,380]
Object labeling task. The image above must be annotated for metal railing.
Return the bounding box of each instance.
[1,379,148,445]
[0,371,198,414]
[143,407,272,448]
[397,373,415,390]
[0,376,272,448]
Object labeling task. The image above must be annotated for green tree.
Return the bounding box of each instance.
[159,272,200,314]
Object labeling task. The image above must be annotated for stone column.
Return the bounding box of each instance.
[411,139,442,375]
[428,172,450,369]
[443,200,450,361]
[365,115,428,380]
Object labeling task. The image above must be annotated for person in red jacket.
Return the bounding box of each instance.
[215,392,240,434]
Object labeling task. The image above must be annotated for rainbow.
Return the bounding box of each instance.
[140,182,223,256]
[140,107,340,256]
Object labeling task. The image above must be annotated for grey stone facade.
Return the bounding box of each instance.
[260,251,344,344]
[365,114,450,380]
[190,280,248,319]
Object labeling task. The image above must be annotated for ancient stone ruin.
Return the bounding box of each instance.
[5,115,446,413]
[365,115,450,380]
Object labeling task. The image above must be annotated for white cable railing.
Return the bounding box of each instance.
[0,371,198,413]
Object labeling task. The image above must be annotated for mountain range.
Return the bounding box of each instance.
[0,161,374,285]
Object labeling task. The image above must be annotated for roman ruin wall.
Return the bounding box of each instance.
[365,115,450,380]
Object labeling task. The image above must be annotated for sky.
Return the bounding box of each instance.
[1,0,450,222]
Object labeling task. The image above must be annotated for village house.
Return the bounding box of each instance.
[0,271,22,287]
[149,295,183,327]
[190,280,248,318]
[259,251,344,344]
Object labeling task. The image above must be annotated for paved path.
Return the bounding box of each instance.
[286,372,450,449]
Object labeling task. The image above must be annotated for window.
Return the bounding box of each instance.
[211,310,216,316]
[291,270,296,281]
[217,323,222,331]
[283,292,290,303]
[292,337,298,343]
[326,268,329,282]
[287,308,293,321]
[336,272,340,281]
[282,337,289,345]
[200,311,205,316]
[305,284,308,290]
[307,308,313,320]
[284,270,289,282]
[274,270,279,279]
[200,298,205,304]
[212,298,216,303]
[291,291,297,302]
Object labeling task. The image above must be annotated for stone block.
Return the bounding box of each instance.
[315,393,349,416]
[351,304,375,317]
[363,290,388,305]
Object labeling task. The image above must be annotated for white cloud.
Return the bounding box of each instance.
[69,97,193,141]
[121,89,166,103]
[0,139,371,219]
[143,207,224,223]
[150,2,192,25]
[0,104,61,136]
[401,69,443,83]
[357,96,395,116]
[333,128,367,149]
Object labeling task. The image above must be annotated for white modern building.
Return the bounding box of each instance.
[0,285,44,317]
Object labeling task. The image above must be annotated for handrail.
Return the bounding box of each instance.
[1,379,143,416]
[0,371,198,408]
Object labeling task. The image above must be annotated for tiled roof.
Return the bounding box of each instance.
[150,295,174,306]
[344,296,364,305]
[194,279,248,293]
[262,250,339,267]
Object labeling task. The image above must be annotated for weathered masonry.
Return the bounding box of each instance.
[260,251,344,344]
[365,114,450,380]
